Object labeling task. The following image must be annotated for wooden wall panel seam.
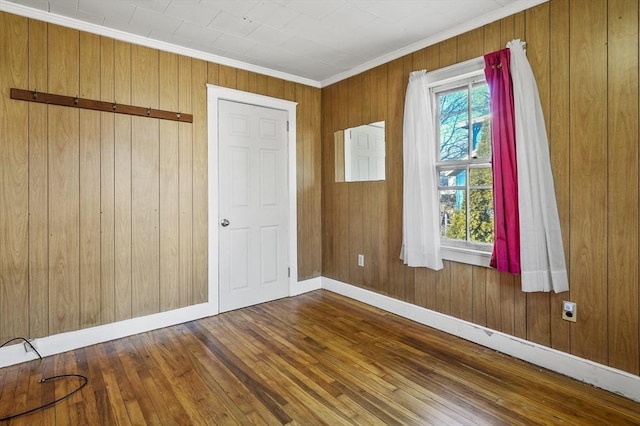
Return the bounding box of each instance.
[606,0,639,374]
[27,17,49,337]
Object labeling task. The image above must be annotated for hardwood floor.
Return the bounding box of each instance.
[1,290,639,425]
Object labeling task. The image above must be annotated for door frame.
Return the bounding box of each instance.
[207,84,298,315]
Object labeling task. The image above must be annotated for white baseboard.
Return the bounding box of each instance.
[3,276,637,403]
[0,277,322,369]
[321,277,640,403]
[0,302,217,368]
[293,277,322,295]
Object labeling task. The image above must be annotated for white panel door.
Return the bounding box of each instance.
[345,124,386,181]
[218,100,289,312]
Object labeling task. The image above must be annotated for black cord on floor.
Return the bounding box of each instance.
[0,374,88,422]
[0,337,43,359]
[0,337,89,422]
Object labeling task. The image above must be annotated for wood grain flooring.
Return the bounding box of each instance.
[1,290,639,425]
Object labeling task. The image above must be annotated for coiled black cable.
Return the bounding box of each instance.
[0,337,88,422]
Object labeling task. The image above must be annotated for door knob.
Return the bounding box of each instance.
[220,219,230,227]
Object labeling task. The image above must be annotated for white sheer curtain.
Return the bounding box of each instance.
[508,39,569,292]
[400,70,443,270]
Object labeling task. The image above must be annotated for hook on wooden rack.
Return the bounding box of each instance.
[32,89,38,100]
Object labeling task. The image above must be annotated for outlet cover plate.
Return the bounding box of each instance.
[562,301,577,322]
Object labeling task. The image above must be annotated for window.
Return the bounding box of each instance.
[430,61,493,266]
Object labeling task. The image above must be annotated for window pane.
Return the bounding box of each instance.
[471,119,491,159]
[438,88,469,161]
[434,74,493,254]
[471,83,490,118]
[471,83,491,160]
[469,189,494,244]
[439,168,466,187]
[440,190,466,240]
[469,167,492,187]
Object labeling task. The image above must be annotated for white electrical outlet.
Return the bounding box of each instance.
[562,301,577,322]
[357,254,364,267]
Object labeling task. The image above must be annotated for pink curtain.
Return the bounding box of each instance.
[484,48,521,274]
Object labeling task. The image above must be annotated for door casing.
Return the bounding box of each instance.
[207,85,298,314]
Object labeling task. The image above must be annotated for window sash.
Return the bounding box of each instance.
[433,72,492,255]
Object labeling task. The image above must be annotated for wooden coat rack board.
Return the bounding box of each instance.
[10,88,193,123]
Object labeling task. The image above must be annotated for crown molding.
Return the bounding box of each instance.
[0,0,321,88]
[0,1,550,92]
[320,0,549,87]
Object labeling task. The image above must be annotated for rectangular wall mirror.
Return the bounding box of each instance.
[335,121,386,182]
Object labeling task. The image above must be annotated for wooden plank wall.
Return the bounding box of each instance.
[0,11,322,341]
[321,0,640,376]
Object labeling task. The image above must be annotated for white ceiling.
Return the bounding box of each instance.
[2,0,545,86]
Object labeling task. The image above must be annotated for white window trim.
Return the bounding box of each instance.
[430,56,492,268]
[441,245,491,267]
[426,56,485,88]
